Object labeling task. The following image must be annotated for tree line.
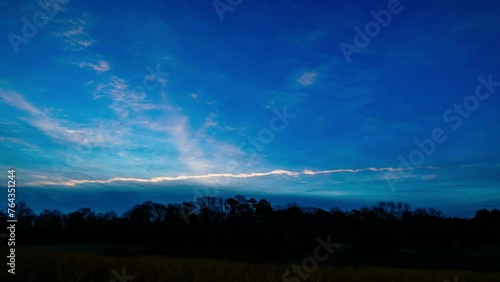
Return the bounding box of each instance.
[2,195,499,258]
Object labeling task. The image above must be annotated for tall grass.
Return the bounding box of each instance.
[1,251,498,282]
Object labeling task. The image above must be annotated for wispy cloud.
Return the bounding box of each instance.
[55,18,95,51]
[0,137,40,151]
[303,166,439,175]
[0,90,114,146]
[93,76,156,112]
[79,60,110,73]
[26,166,440,187]
[27,169,298,186]
[297,71,318,86]
[422,174,438,180]
[203,112,220,129]
[190,93,199,101]
[79,59,247,177]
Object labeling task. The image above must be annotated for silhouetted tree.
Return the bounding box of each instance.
[10,195,499,266]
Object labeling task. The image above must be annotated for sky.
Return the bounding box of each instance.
[1,0,500,217]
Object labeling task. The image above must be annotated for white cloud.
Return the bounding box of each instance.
[0,137,40,151]
[422,174,438,180]
[55,18,95,51]
[0,90,120,146]
[26,166,442,187]
[79,60,110,73]
[27,169,300,186]
[203,112,219,129]
[93,76,157,113]
[297,71,318,86]
[190,93,199,101]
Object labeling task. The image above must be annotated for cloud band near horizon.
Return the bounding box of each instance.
[27,166,439,187]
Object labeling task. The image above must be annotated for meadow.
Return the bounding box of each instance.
[1,249,499,282]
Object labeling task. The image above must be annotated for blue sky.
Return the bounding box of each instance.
[1,0,500,217]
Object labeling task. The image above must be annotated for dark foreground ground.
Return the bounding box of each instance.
[1,244,499,282]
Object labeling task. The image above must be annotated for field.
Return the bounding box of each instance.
[1,248,499,282]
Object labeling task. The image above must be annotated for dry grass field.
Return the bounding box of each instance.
[1,250,499,282]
